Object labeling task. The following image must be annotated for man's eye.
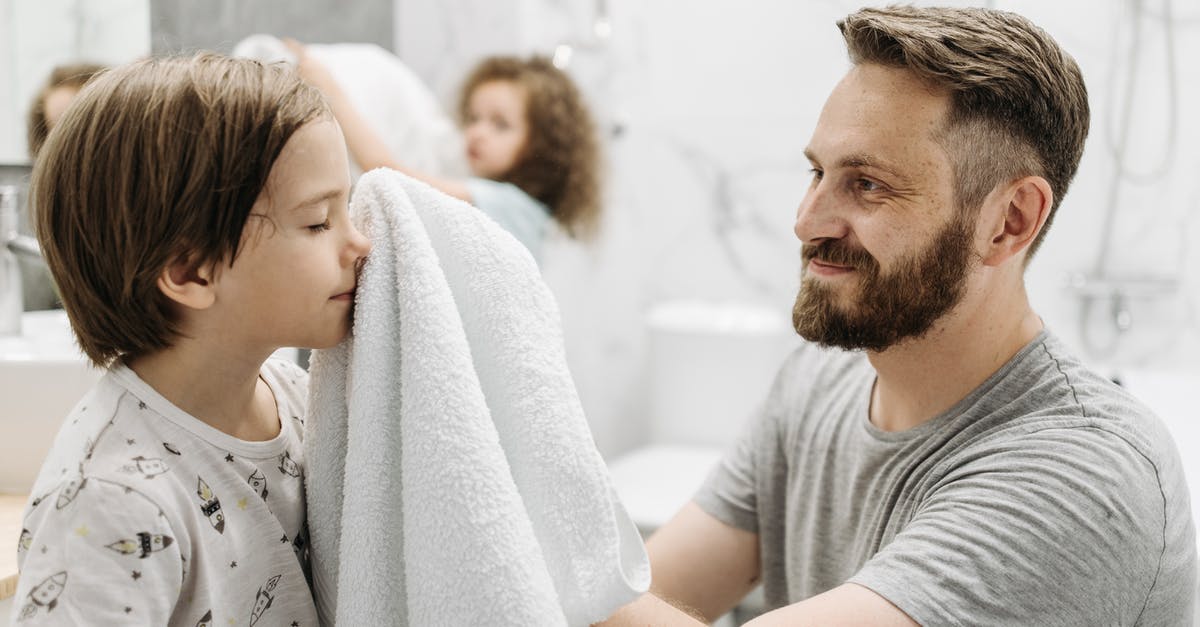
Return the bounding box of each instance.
[307,220,331,233]
[809,168,823,180]
[857,178,880,192]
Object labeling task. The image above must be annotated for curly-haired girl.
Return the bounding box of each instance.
[288,43,601,262]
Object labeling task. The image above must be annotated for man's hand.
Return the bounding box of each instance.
[593,593,708,626]
[596,502,761,625]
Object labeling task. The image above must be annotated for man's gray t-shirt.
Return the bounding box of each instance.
[694,330,1196,625]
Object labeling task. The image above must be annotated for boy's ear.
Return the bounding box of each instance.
[980,175,1052,267]
[157,255,217,310]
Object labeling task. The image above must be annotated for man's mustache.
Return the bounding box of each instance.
[801,240,878,271]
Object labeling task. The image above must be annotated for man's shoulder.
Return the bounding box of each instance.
[998,331,1167,446]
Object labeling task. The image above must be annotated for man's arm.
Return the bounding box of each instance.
[647,502,761,621]
[597,502,918,626]
[744,584,918,627]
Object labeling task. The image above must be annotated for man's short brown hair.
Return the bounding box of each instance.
[838,6,1090,258]
[32,53,328,367]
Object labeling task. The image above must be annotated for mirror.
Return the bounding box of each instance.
[0,0,150,164]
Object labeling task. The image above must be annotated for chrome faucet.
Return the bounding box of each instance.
[1,184,43,336]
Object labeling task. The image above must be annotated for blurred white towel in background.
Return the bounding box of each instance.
[304,169,649,626]
[233,34,466,178]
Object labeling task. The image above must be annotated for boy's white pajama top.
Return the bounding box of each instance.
[10,359,317,626]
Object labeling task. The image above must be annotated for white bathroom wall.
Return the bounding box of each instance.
[1004,0,1200,375]
[396,0,1200,458]
[0,0,150,164]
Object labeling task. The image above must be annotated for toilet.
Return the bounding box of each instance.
[608,300,799,537]
[607,300,797,623]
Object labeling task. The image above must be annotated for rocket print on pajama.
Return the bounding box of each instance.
[105,532,175,558]
[11,359,317,625]
[250,574,283,626]
[248,469,269,500]
[278,451,300,477]
[54,478,84,510]
[121,456,169,478]
[196,477,225,533]
[17,572,66,621]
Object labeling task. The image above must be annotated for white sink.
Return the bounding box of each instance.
[0,310,102,494]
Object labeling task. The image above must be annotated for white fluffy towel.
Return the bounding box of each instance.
[305,169,650,626]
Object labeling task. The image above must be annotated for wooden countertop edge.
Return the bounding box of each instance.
[1,493,27,601]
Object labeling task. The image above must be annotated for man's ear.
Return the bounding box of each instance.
[156,255,217,310]
[980,175,1052,267]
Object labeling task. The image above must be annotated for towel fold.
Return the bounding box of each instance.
[233,34,465,178]
[305,168,649,626]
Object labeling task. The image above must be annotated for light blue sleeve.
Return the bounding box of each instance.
[464,178,552,263]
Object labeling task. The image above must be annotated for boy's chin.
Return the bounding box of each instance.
[307,328,353,350]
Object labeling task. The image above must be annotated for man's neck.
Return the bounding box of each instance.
[865,288,1043,432]
[125,338,281,442]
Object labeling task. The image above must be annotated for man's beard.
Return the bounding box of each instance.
[792,212,976,352]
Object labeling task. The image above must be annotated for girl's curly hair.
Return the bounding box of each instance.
[458,56,602,239]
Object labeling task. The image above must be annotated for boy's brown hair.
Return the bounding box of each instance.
[458,56,602,239]
[839,6,1090,258]
[32,53,328,367]
[26,62,107,159]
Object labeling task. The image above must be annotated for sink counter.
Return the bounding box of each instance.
[0,494,24,601]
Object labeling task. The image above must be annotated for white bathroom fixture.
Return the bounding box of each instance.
[642,300,799,447]
[0,310,101,494]
[607,300,793,625]
[610,300,799,530]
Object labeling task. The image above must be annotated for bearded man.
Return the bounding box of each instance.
[600,5,1195,626]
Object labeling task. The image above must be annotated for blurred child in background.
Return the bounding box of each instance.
[288,42,601,263]
[26,62,106,159]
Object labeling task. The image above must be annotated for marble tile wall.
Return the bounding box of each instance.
[148,0,391,54]
[0,0,150,163]
[395,0,1200,457]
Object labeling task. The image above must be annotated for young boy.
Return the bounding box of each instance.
[12,53,371,625]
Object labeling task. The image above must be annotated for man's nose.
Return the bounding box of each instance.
[794,179,848,244]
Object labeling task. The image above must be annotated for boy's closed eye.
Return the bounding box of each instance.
[307,219,332,233]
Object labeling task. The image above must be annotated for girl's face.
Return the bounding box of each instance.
[463,80,529,180]
[43,86,82,130]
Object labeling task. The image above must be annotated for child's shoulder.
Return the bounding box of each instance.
[28,367,214,517]
[27,371,129,497]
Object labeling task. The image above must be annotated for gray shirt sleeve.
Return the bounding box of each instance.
[850,427,1175,626]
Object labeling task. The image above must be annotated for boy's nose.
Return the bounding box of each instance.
[348,226,372,261]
